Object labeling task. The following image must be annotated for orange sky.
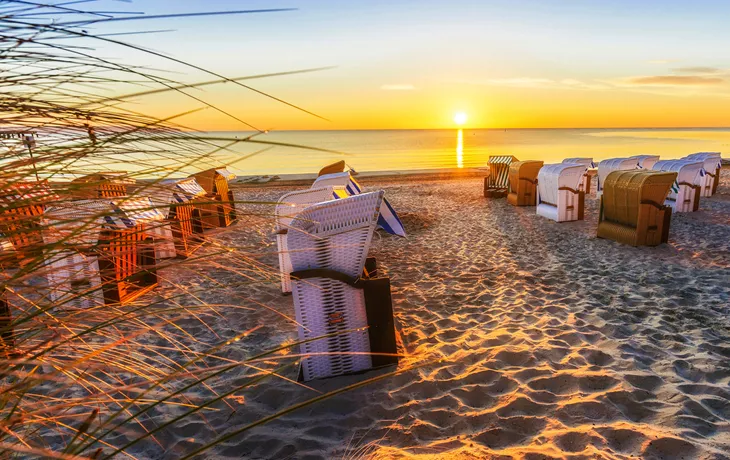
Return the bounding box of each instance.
[109,1,730,131]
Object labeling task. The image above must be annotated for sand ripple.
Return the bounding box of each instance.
[143,171,730,459]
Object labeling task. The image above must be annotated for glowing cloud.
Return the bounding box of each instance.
[627,75,724,86]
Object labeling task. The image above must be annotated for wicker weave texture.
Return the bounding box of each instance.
[683,152,722,197]
[507,160,543,206]
[536,163,586,222]
[597,170,676,246]
[288,192,383,381]
[630,155,660,170]
[652,160,703,213]
[275,186,343,293]
[312,171,351,189]
[597,158,638,195]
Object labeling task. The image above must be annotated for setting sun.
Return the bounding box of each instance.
[453,112,468,126]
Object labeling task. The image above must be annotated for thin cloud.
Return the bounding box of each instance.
[673,66,720,74]
[647,59,679,64]
[475,77,606,90]
[380,84,415,91]
[628,75,724,86]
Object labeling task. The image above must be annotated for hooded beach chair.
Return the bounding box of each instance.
[275,185,345,294]
[189,167,237,229]
[44,199,158,305]
[318,160,346,177]
[562,158,595,193]
[651,160,704,213]
[596,170,677,247]
[312,169,406,238]
[111,196,177,260]
[484,155,518,198]
[147,178,207,258]
[536,163,587,222]
[0,180,59,265]
[71,172,135,198]
[288,191,398,381]
[630,155,660,170]
[507,160,543,206]
[596,158,638,197]
[683,152,722,197]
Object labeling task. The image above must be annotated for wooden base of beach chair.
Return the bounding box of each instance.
[97,230,158,305]
[169,204,206,258]
[483,183,508,198]
[292,257,399,381]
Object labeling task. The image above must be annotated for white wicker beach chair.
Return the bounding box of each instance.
[287,191,384,381]
[562,158,595,194]
[651,160,704,212]
[630,155,660,170]
[42,200,109,309]
[683,152,722,197]
[597,158,639,197]
[312,171,351,189]
[275,186,346,294]
[536,163,587,222]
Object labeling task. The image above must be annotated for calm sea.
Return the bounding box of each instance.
[213,128,729,177]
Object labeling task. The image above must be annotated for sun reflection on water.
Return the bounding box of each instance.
[456,129,463,168]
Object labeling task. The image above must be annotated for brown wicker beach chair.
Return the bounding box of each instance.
[507,160,544,206]
[161,178,206,257]
[70,172,135,198]
[484,155,518,198]
[596,170,677,247]
[0,180,58,265]
[318,160,346,177]
[189,167,236,229]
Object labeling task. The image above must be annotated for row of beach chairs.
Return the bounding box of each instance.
[484,152,723,246]
[0,168,238,345]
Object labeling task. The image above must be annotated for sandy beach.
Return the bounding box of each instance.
[121,168,729,459]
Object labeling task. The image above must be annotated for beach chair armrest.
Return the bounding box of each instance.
[558,186,581,194]
[677,181,700,189]
[290,268,363,289]
[640,199,666,210]
[519,177,538,184]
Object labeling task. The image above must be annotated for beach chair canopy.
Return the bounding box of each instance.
[318,160,346,177]
[537,163,586,203]
[597,170,676,246]
[630,155,660,170]
[652,160,703,186]
[562,158,596,168]
[190,167,236,194]
[312,171,351,189]
[537,163,587,222]
[487,155,518,189]
[313,170,405,237]
[683,152,722,173]
[275,185,346,294]
[287,191,384,381]
[43,200,110,247]
[0,181,58,211]
[597,158,638,192]
[652,160,704,212]
[72,172,135,185]
[683,152,723,197]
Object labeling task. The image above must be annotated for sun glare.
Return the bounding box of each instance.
[453,112,468,126]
